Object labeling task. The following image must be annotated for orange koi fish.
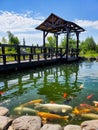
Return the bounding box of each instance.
[87,94,94,99]
[50,101,56,104]
[20,99,44,107]
[80,103,90,107]
[0,91,5,95]
[63,93,68,98]
[37,112,69,120]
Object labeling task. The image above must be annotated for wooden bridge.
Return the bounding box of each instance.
[0,44,79,73]
[0,13,85,74]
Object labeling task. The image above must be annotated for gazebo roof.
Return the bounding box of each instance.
[36,13,85,34]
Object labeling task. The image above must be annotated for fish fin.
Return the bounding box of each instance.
[62,109,66,113]
[63,116,69,121]
[42,118,47,124]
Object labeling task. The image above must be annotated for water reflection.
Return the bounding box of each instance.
[0,63,82,105]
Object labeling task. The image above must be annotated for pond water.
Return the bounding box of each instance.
[0,60,98,125]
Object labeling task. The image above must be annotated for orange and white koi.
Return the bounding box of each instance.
[93,101,98,107]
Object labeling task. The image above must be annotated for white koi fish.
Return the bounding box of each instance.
[35,103,72,113]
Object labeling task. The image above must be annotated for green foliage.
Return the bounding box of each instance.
[60,36,76,48]
[7,31,20,45]
[60,36,66,47]
[2,37,7,44]
[80,36,97,54]
[46,35,56,47]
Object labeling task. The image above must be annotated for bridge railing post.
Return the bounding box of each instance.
[2,46,6,65]
[16,45,20,63]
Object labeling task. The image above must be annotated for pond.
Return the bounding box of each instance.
[0,60,98,125]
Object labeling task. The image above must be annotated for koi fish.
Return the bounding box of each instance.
[20,99,44,107]
[50,101,56,104]
[35,103,72,113]
[79,83,84,89]
[80,103,90,107]
[81,113,98,119]
[87,94,93,99]
[0,91,5,95]
[37,112,69,120]
[14,106,39,114]
[63,93,67,98]
[73,107,91,114]
[93,101,98,107]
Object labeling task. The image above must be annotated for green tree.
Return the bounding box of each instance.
[46,35,56,47]
[60,36,66,47]
[80,36,97,53]
[1,37,7,44]
[60,36,76,48]
[7,31,20,45]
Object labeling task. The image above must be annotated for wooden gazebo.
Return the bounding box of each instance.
[36,13,85,59]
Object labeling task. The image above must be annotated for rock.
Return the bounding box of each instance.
[8,126,13,130]
[40,124,63,130]
[81,120,98,130]
[64,124,81,130]
[0,116,13,130]
[11,116,42,130]
[0,106,9,116]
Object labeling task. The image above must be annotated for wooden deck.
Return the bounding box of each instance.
[0,56,79,74]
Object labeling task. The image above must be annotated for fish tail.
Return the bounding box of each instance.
[63,115,69,120]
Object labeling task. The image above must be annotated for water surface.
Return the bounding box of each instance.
[0,60,98,125]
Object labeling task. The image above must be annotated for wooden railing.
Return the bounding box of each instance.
[0,44,79,65]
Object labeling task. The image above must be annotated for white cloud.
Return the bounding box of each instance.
[16,32,43,45]
[0,11,44,45]
[0,11,98,45]
[75,19,98,29]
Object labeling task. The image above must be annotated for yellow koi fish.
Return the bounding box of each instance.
[73,107,90,114]
[37,112,69,121]
[20,99,44,107]
[14,106,39,114]
[81,113,98,119]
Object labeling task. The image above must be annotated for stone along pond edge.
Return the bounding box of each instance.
[0,106,98,130]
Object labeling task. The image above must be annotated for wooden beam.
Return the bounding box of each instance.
[66,29,70,60]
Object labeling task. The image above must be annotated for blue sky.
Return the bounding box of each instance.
[0,0,98,45]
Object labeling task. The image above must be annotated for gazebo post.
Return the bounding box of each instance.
[66,29,70,60]
[55,34,58,58]
[43,31,48,59]
[43,31,45,47]
[76,31,80,58]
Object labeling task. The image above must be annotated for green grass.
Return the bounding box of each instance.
[80,51,98,58]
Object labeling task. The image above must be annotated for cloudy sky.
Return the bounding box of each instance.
[0,0,98,45]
